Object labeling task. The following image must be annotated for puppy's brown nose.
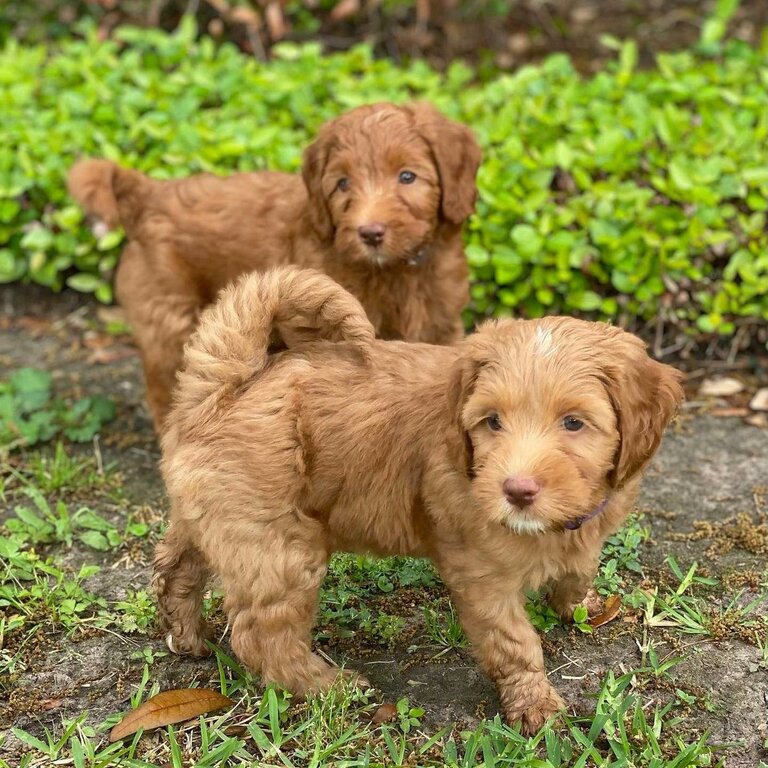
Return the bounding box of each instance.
[358,222,386,246]
[503,476,541,507]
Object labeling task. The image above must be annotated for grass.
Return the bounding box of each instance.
[0,462,157,682]
[4,663,726,768]
[7,441,121,498]
[1,406,764,767]
[4,488,756,767]
[630,556,768,643]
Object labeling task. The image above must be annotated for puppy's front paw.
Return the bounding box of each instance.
[551,587,603,623]
[338,667,372,691]
[507,688,566,736]
[165,629,210,657]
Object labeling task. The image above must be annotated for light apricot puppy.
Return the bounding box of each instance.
[154,267,683,733]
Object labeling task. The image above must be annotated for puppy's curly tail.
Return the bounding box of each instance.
[67,159,149,236]
[171,266,375,429]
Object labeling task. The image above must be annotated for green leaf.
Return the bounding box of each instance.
[78,530,110,551]
[511,224,543,257]
[10,368,52,413]
[567,291,603,311]
[20,227,54,251]
[573,604,589,624]
[66,273,103,293]
[96,230,124,251]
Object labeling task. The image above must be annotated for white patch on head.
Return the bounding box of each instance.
[533,327,556,358]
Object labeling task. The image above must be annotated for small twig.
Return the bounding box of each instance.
[658,638,714,665]
[93,434,104,475]
[147,0,168,27]
[726,325,749,365]
[246,26,267,61]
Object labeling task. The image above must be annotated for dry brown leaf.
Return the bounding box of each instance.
[371,702,398,724]
[230,5,262,30]
[83,332,117,350]
[749,387,768,412]
[709,407,750,418]
[16,316,53,336]
[96,306,128,326]
[699,377,744,397]
[109,688,233,742]
[330,0,360,22]
[745,412,768,428]
[203,0,232,14]
[87,347,137,365]
[588,594,621,628]
[265,2,286,40]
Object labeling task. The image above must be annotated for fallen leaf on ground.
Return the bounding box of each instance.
[16,316,53,336]
[109,688,233,742]
[588,594,621,628]
[83,332,117,349]
[371,703,398,724]
[96,306,128,326]
[87,347,137,365]
[709,407,750,418]
[230,5,261,30]
[749,388,768,412]
[745,412,768,428]
[698,377,744,397]
[331,0,360,21]
[265,2,286,39]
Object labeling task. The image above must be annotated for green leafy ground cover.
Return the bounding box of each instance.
[0,368,115,453]
[2,20,768,336]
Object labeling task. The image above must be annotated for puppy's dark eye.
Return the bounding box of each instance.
[337,178,349,192]
[398,170,416,184]
[563,416,584,432]
[486,413,502,432]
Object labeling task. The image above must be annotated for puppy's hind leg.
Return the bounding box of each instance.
[153,523,211,657]
[214,511,364,697]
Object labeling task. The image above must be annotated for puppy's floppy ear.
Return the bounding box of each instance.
[601,332,684,488]
[408,102,482,225]
[301,131,334,242]
[446,357,482,477]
